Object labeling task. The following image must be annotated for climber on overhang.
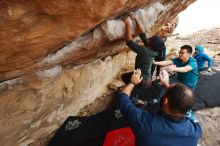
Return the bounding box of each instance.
[121,14,165,86]
[121,15,165,107]
[120,14,166,108]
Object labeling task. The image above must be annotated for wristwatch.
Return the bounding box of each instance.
[129,81,136,85]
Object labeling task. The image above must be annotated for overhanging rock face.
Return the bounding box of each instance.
[0,0,193,82]
[42,2,165,67]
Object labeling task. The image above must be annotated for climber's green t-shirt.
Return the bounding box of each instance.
[126,33,158,81]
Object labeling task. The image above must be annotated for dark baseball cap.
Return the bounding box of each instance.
[150,36,165,51]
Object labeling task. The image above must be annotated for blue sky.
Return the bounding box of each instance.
[173,0,220,35]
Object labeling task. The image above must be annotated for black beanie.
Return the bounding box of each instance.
[150,36,165,51]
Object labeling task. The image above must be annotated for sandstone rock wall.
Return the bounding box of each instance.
[0,0,194,82]
[0,51,135,146]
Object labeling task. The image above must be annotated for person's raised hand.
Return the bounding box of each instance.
[130,14,137,21]
[131,69,143,85]
[124,17,131,25]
